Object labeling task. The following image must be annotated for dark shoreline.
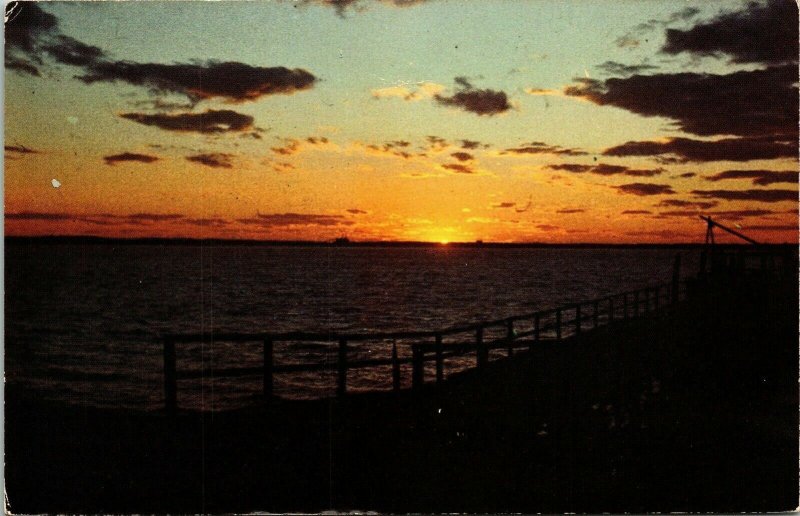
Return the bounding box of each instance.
[6,234,795,248]
[5,269,798,513]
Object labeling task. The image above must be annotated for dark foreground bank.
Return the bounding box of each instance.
[6,272,798,513]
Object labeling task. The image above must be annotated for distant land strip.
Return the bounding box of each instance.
[4,235,791,249]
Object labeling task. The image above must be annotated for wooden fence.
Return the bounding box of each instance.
[161,279,686,414]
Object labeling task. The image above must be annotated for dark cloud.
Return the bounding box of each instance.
[300,0,430,16]
[126,213,185,222]
[5,55,41,76]
[460,139,487,150]
[705,169,798,186]
[556,208,585,214]
[5,211,69,221]
[663,0,798,65]
[615,183,676,196]
[450,152,474,162]
[426,135,449,150]
[622,210,652,215]
[691,188,797,203]
[4,2,56,75]
[271,135,333,155]
[242,130,265,140]
[236,213,354,227]
[346,209,368,215]
[120,109,254,134]
[515,196,532,213]
[441,163,474,174]
[306,136,330,145]
[272,139,302,155]
[657,199,718,210]
[676,172,697,178]
[365,140,422,159]
[4,3,317,104]
[536,224,560,232]
[186,153,234,169]
[620,167,665,177]
[586,2,797,174]
[79,61,316,103]
[184,217,230,227]
[565,65,797,138]
[434,78,511,116]
[5,2,57,53]
[504,141,587,156]
[603,135,797,163]
[103,152,159,165]
[654,209,710,219]
[5,144,38,154]
[546,163,663,176]
[301,0,360,15]
[6,211,184,225]
[453,76,474,89]
[654,208,775,221]
[492,202,516,209]
[547,164,593,173]
[597,60,658,76]
[43,35,105,66]
[591,164,629,176]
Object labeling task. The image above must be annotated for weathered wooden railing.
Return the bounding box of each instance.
[161,279,687,414]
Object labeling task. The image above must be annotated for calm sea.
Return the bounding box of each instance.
[5,243,699,411]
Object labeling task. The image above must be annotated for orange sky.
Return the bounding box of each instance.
[5,1,798,243]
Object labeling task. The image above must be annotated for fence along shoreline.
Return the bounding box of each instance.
[161,256,688,414]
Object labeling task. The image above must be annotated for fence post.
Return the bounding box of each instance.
[391,342,401,391]
[163,338,177,415]
[575,304,582,336]
[435,334,444,384]
[263,338,274,400]
[556,309,562,341]
[412,344,424,389]
[337,338,348,397]
[476,326,487,368]
[593,300,599,329]
[532,313,540,352]
[506,319,514,357]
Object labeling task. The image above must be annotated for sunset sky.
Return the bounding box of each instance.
[5,0,798,243]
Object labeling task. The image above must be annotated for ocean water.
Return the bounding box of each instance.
[5,243,699,411]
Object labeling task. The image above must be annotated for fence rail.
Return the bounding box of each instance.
[161,277,687,414]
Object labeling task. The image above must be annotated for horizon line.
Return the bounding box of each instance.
[5,234,795,247]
